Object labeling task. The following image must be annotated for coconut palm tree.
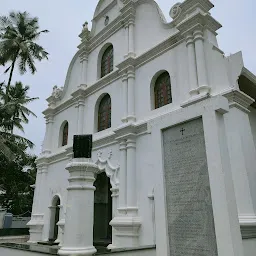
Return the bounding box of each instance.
[0,82,38,132]
[0,81,36,159]
[8,82,38,127]
[0,101,34,161]
[0,11,49,100]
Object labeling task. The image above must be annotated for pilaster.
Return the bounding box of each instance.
[79,52,88,86]
[173,2,221,104]
[118,140,127,209]
[185,33,198,96]
[126,135,137,214]
[111,124,144,248]
[27,157,49,243]
[42,114,54,154]
[193,28,210,94]
[121,0,136,59]
[75,98,85,134]
[223,90,256,224]
[56,205,65,246]
[127,66,136,122]
[121,73,128,123]
[107,188,120,250]
[202,109,244,256]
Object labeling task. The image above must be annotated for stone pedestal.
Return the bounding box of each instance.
[58,158,100,256]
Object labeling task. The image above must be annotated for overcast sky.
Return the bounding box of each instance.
[1,0,255,155]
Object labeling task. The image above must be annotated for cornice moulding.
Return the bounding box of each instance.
[181,0,214,14]
[223,89,255,112]
[177,11,221,35]
[241,67,256,86]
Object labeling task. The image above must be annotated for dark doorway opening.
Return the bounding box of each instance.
[49,197,60,243]
[93,172,112,247]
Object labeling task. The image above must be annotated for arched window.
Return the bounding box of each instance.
[101,45,113,78]
[154,72,172,109]
[62,122,68,146]
[98,94,111,132]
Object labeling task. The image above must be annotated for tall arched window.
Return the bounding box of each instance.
[98,94,111,132]
[154,72,172,109]
[101,45,113,78]
[62,122,68,146]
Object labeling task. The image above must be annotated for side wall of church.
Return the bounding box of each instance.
[249,107,256,150]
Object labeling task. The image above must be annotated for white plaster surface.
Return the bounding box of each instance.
[243,239,256,256]
[28,0,256,255]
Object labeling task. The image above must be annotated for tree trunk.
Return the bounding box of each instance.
[5,52,18,103]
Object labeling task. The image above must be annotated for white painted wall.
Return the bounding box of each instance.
[30,0,256,254]
[249,107,256,149]
[243,239,256,256]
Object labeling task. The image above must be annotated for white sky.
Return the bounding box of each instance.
[1,0,255,155]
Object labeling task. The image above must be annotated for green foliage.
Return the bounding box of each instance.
[0,11,49,98]
[0,10,49,215]
[0,147,37,214]
[0,82,37,214]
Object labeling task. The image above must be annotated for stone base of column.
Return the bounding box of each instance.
[58,246,97,256]
[27,214,44,243]
[198,85,211,95]
[181,92,211,108]
[56,219,65,246]
[126,115,136,123]
[189,88,198,97]
[124,53,136,59]
[110,216,141,248]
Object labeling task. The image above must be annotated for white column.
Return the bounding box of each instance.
[126,137,137,215]
[127,68,136,122]
[80,54,88,85]
[43,115,54,154]
[58,159,99,256]
[118,140,127,210]
[56,205,64,245]
[194,29,210,95]
[76,99,85,134]
[40,166,48,213]
[32,169,42,214]
[121,74,128,123]
[124,25,129,58]
[27,169,44,243]
[107,188,119,250]
[128,20,135,57]
[40,164,49,242]
[186,33,198,96]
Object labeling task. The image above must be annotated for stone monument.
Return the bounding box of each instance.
[163,118,218,256]
[58,135,100,256]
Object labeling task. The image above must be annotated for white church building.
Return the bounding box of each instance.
[24,0,256,255]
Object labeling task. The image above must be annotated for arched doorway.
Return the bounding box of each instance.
[93,172,112,247]
[49,196,60,243]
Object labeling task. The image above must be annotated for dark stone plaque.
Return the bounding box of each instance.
[163,118,218,256]
[73,135,92,159]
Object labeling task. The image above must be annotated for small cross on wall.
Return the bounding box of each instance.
[180,128,185,135]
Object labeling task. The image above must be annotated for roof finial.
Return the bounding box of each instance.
[82,21,88,31]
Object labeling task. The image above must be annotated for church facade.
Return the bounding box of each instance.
[27,0,256,255]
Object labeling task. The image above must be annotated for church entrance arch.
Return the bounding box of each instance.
[93,172,112,246]
[49,196,60,243]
